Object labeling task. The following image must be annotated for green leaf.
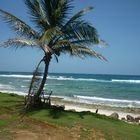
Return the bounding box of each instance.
[0,9,38,39]
[42,0,73,27]
[24,0,50,31]
[61,6,94,32]
[40,27,64,44]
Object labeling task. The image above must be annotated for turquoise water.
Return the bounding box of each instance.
[0,71,140,108]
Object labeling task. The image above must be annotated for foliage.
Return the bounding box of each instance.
[0,0,107,60]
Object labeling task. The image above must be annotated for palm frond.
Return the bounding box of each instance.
[24,0,50,31]
[63,6,94,28]
[75,47,107,61]
[63,22,99,43]
[51,6,94,46]
[42,0,73,27]
[98,39,109,47]
[52,40,107,61]
[0,38,38,49]
[40,27,63,44]
[0,9,39,39]
[71,39,98,46]
[52,39,70,49]
[50,21,99,49]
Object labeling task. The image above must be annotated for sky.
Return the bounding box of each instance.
[0,0,140,75]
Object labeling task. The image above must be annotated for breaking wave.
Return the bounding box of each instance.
[0,74,34,78]
[112,79,140,84]
[63,95,140,108]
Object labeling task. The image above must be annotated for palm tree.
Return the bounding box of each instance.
[0,0,107,108]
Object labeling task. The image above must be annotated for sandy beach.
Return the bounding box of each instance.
[64,104,140,119]
[51,98,140,120]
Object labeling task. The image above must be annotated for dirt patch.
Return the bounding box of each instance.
[14,130,47,140]
[10,117,79,140]
[0,114,12,119]
[14,130,76,140]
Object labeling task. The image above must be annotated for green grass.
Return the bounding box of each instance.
[0,118,16,129]
[0,92,140,140]
[0,93,20,129]
[0,92,23,105]
[27,108,140,140]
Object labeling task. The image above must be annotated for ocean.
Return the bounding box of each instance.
[0,71,140,108]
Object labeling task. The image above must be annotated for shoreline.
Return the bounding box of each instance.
[64,104,140,119]
[51,97,140,120]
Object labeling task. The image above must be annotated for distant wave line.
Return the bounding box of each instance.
[0,74,140,83]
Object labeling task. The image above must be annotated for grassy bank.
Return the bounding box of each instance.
[0,92,140,140]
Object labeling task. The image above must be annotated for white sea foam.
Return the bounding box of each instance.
[48,84,64,86]
[0,84,14,90]
[21,85,26,88]
[63,95,140,108]
[47,76,73,80]
[23,80,30,82]
[0,90,27,96]
[57,76,74,81]
[0,83,27,96]
[74,95,140,103]
[48,76,106,82]
[0,74,106,82]
[0,74,34,78]
[112,79,140,84]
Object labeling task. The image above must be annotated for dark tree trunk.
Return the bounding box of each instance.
[36,55,51,97]
[25,54,51,109]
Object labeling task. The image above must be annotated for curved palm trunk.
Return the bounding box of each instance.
[33,54,52,107]
[25,54,52,109]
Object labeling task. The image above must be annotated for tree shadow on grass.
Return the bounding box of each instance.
[25,105,66,119]
[48,105,66,119]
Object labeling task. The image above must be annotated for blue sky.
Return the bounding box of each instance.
[0,0,140,75]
